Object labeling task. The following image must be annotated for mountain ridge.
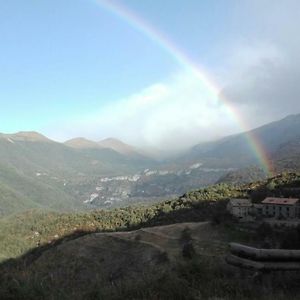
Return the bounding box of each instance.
[179,113,300,169]
[98,137,145,157]
[0,113,299,216]
[0,131,51,142]
[64,137,102,149]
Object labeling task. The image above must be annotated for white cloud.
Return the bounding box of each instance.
[47,70,240,154]
[218,40,300,128]
[214,0,300,128]
[46,1,300,153]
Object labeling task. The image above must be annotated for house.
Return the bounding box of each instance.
[227,199,253,220]
[262,197,300,219]
[253,203,263,216]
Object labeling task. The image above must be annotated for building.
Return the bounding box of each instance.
[253,203,263,216]
[227,199,253,220]
[262,197,300,219]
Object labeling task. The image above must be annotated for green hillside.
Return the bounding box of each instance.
[0,136,152,178]
[0,172,299,261]
[0,135,156,216]
[216,166,268,185]
[0,172,299,299]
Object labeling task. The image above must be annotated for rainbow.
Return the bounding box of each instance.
[91,0,273,176]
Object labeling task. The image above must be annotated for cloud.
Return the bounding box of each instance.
[221,44,300,128]
[46,0,300,153]
[216,0,300,128]
[47,70,239,154]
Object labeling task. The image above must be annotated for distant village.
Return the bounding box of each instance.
[227,197,300,223]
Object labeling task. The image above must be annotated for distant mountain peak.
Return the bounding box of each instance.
[64,137,101,149]
[3,131,51,142]
[99,137,126,146]
[98,138,139,156]
[282,113,300,120]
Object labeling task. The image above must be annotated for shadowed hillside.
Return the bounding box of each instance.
[1,210,300,299]
[273,138,300,171]
[180,114,300,170]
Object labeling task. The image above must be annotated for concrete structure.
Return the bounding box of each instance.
[227,199,253,220]
[262,197,300,219]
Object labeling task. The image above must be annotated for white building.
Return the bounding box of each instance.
[227,199,253,220]
[262,197,300,219]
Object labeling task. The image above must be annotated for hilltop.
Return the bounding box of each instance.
[0,131,51,142]
[98,137,144,157]
[64,137,102,149]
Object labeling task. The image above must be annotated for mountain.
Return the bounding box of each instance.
[0,131,51,142]
[0,134,145,178]
[0,113,300,216]
[222,135,300,182]
[273,137,300,171]
[66,136,148,159]
[216,166,268,185]
[64,137,102,149]
[0,133,156,216]
[180,113,300,170]
[98,138,143,157]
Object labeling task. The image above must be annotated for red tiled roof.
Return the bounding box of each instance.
[262,197,299,205]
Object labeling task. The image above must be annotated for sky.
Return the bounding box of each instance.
[1,0,300,153]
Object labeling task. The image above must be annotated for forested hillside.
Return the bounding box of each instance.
[1,172,299,261]
[0,172,299,299]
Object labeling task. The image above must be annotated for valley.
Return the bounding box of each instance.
[1,114,300,216]
[77,164,234,208]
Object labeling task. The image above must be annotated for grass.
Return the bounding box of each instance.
[0,219,299,299]
[1,252,300,300]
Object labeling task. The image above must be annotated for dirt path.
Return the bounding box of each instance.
[95,221,226,259]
